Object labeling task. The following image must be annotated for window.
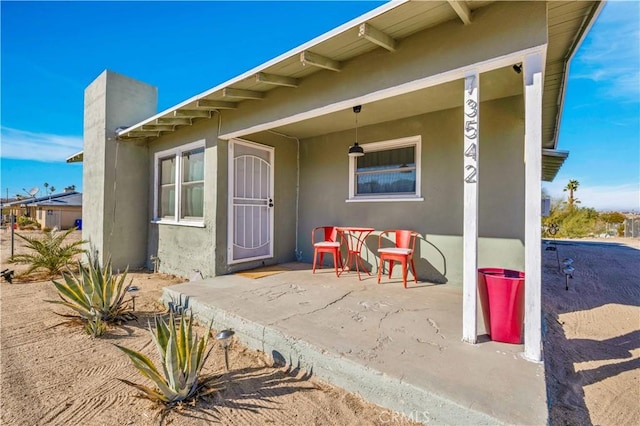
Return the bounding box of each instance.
[348,136,422,201]
[154,141,205,225]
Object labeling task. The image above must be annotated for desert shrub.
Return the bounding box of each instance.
[542,200,606,238]
[560,208,599,237]
[117,311,218,419]
[9,228,86,277]
[48,255,135,336]
[600,212,626,224]
[17,216,38,227]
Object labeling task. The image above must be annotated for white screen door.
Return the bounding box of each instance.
[228,139,274,264]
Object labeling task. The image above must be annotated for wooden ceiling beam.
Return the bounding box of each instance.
[300,50,341,72]
[448,0,472,25]
[157,117,192,125]
[255,72,299,88]
[141,124,175,132]
[124,130,158,138]
[174,109,211,118]
[358,23,397,51]
[196,99,238,109]
[222,88,265,100]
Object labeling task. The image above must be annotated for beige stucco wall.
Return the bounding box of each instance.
[148,95,527,282]
[298,95,525,285]
[146,118,219,277]
[144,0,544,279]
[83,71,156,269]
[35,206,82,230]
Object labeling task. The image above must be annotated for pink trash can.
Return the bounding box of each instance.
[478,268,525,344]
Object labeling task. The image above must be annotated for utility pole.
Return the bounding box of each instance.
[11,214,15,257]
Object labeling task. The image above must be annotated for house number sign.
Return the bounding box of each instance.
[463,77,479,184]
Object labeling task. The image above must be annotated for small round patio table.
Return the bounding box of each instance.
[336,227,375,281]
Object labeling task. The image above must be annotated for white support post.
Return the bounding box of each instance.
[524,52,544,362]
[462,72,479,344]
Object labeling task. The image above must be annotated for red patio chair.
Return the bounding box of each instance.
[312,226,343,277]
[377,230,418,288]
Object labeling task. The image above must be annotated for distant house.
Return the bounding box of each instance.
[2,191,82,230]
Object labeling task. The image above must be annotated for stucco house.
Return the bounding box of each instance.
[2,191,82,230]
[79,0,602,362]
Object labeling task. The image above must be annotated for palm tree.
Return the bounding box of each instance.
[563,179,580,211]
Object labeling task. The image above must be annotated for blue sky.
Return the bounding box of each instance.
[1,1,638,212]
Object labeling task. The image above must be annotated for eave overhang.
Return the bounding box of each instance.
[116,0,493,142]
[66,151,84,163]
[113,0,603,182]
[542,149,569,182]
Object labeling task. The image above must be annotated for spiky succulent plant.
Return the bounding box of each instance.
[48,255,134,335]
[116,311,217,407]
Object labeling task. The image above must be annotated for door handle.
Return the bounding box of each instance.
[268,198,274,208]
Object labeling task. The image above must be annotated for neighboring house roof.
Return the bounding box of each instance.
[109,1,600,182]
[2,192,82,208]
[66,151,84,163]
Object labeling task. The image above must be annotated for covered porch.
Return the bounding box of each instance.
[97,0,603,374]
[162,262,546,425]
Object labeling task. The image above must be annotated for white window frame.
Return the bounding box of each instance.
[152,140,206,226]
[347,135,423,202]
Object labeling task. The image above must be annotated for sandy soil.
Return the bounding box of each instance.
[541,237,640,426]
[1,229,638,425]
[0,230,418,425]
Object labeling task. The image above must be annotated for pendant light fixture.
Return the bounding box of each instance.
[348,105,364,157]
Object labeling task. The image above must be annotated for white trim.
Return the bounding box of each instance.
[227,138,275,265]
[153,139,206,224]
[150,220,206,228]
[348,135,421,201]
[219,44,548,140]
[462,72,479,344]
[523,53,544,362]
[117,0,410,137]
[346,197,424,203]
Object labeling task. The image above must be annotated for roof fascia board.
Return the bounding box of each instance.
[117,0,409,137]
[66,151,84,163]
[542,148,569,158]
[551,0,606,150]
[219,44,548,140]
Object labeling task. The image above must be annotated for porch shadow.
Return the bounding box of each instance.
[371,233,448,284]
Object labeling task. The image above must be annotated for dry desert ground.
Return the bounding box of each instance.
[1,229,639,425]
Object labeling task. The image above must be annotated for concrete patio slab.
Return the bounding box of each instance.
[162,263,546,425]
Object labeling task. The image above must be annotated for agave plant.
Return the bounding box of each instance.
[48,255,135,331]
[84,310,107,338]
[9,228,87,277]
[116,312,216,407]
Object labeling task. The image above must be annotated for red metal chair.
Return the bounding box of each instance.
[377,230,418,288]
[312,226,343,277]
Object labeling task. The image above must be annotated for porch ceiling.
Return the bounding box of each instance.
[266,65,523,140]
[115,0,602,181]
[117,1,494,141]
